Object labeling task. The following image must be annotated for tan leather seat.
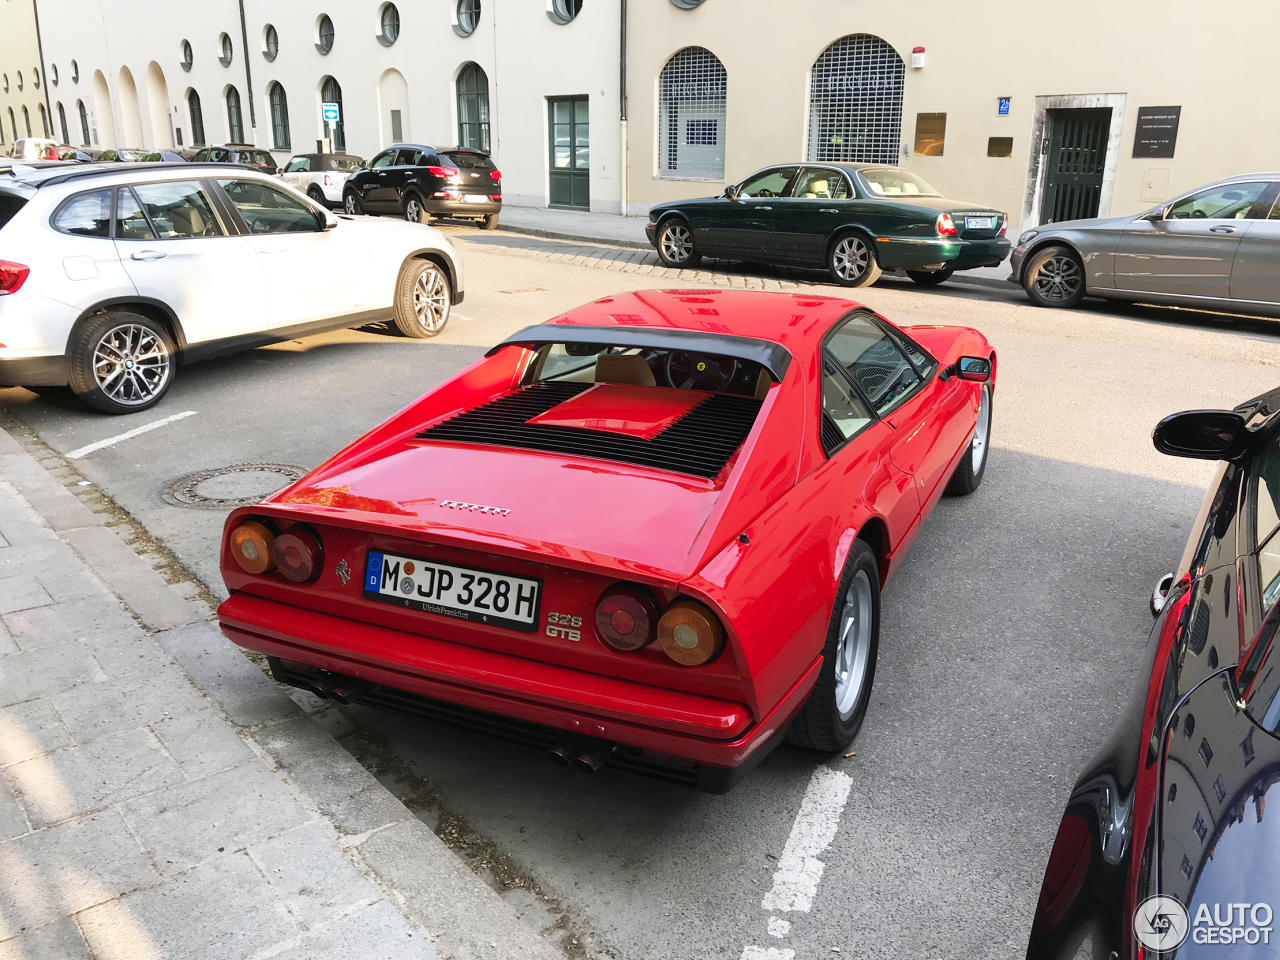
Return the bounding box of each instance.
[594,354,657,386]
[753,369,771,400]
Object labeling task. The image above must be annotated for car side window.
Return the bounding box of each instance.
[826,314,923,416]
[820,357,874,450]
[738,168,797,199]
[132,181,225,238]
[284,157,310,173]
[218,178,318,234]
[114,187,156,240]
[793,169,849,201]
[393,148,420,166]
[52,189,112,238]
[191,149,207,162]
[370,150,396,169]
[1254,437,1280,610]
[1167,182,1271,220]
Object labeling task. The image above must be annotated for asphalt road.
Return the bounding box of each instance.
[4,226,1280,959]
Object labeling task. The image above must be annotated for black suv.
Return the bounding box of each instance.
[188,144,279,175]
[343,144,501,228]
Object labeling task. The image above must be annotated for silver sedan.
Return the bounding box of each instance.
[1011,173,1280,315]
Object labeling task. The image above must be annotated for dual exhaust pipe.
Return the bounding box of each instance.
[549,736,615,774]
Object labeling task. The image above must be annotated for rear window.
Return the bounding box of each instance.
[0,192,28,232]
[239,151,275,166]
[443,150,495,171]
[329,156,362,171]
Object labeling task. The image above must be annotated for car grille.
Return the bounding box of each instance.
[415,381,762,479]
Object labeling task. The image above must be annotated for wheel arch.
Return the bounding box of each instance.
[65,297,188,358]
[655,210,693,231]
[825,224,880,262]
[1018,236,1085,285]
[398,248,461,305]
[834,516,891,589]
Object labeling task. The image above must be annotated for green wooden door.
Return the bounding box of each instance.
[549,97,589,210]
[1042,108,1111,223]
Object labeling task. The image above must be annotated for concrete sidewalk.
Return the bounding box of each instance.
[495,203,1015,288]
[0,427,561,960]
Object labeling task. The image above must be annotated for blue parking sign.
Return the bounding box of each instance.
[322,102,340,123]
[997,98,1011,116]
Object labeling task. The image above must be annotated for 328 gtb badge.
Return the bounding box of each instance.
[546,612,582,641]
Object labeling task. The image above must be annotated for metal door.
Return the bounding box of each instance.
[1042,108,1111,223]
[549,97,589,210]
[772,168,852,262]
[1230,186,1280,305]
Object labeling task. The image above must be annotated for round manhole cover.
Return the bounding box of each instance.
[165,463,308,509]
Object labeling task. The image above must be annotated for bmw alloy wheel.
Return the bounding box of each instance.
[834,569,874,720]
[1032,254,1083,301]
[661,223,694,264]
[832,236,870,282]
[405,196,421,222]
[92,323,171,407]
[971,384,991,472]
[413,266,449,333]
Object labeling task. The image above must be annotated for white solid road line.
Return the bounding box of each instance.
[739,765,854,960]
[66,410,197,460]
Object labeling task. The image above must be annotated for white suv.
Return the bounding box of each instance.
[279,152,364,208]
[0,163,464,413]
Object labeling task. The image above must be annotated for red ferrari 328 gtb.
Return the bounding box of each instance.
[217,290,995,792]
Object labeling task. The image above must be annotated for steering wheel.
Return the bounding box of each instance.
[664,351,739,391]
[1190,209,1206,218]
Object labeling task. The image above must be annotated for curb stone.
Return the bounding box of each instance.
[0,423,565,960]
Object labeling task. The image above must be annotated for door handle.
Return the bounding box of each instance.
[130,250,167,261]
[757,206,773,211]
[1208,226,1236,234]
[819,208,840,214]
[258,245,286,254]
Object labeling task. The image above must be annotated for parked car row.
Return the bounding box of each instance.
[0,162,464,413]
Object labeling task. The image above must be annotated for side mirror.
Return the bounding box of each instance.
[316,209,338,231]
[953,356,991,382]
[1152,409,1247,460]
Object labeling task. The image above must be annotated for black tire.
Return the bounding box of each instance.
[393,260,451,338]
[343,191,363,216]
[827,233,883,287]
[481,213,499,230]
[906,268,955,286]
[1023,244,1086,308]
[68,310,176,414]
[787,539,880,752]
[945,382,993,496]
[655,218,701,268]
[307,186,326,206]
[403,193,429,224]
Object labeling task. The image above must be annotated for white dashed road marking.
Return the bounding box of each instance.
[66,410,197,460]
[739,765,854,960]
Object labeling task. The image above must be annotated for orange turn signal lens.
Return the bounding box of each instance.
[229,521,275,574]
[657,599,725,666]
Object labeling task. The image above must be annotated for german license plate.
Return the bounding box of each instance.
[463,194,489,203]
[364,550,540,632]
[965,216,994,230]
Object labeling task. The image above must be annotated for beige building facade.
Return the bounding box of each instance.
[0,0,52,149]
[625,0,1280,229]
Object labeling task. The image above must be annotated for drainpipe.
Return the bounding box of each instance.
[619,0,627,217]
[237,0,256,139]
[31,0,53,139]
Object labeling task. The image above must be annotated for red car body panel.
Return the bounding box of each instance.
[217,290,994,780]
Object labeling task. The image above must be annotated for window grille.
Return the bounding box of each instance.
[264,25,279,61]
[658,46,726,180]
[78,100,90,145]
[456,0,480,36]
[457,63,489,153]
[317,16,334,54]
[187,90,205,145]
[269,83,290,150]
[807,34,904,164]
[321,76,345,151]
[226,86,244,143]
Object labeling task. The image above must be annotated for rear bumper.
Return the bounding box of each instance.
[877,237,1010,271]
[218,592,816,780]
[0,354,69,387]
[426,197,502,218]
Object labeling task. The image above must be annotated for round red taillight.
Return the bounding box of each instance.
[595,587,658,652]
[273,528,323,583]
[657,599,725,666]
[230,521,276,574]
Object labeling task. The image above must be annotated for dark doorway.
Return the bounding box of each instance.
[1042,108,1110,223]
[548,96,589,210]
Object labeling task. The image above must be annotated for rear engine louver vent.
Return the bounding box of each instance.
[415,381,762,479]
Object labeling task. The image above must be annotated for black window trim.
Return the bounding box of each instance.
[209,175,324,236]
[818,350,877,458]
[821,308,938,417]
[110,179,234,241]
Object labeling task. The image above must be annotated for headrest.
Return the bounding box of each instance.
[594,354,657,386]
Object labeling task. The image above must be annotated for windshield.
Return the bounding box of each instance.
[860,167,943,199]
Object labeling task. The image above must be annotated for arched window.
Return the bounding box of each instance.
[77,100,90,145]
[658,46,726,180]
[269,82,290,150]
[23,106,31,137]
[57,102,69,144]
[456,63,489,153]
[226,86,244,142]
[38,103,50,137]
[187,89,205,145]
[807,34,904,164]
[8,108,16,142]
[321,75,345,151]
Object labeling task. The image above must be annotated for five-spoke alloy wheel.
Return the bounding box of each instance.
[69,311,176,414]
[828,234,883,287]
[393,260,452,338]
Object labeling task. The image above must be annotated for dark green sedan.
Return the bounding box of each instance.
[645,164,1010,287]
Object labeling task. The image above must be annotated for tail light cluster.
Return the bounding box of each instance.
[998,214,1009,237]
[595,584,725,667]
[425,165,460,180]
[0,261,30,295]
[935,212,958,237]
[229,519,323,583]
[489,169,501,181]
